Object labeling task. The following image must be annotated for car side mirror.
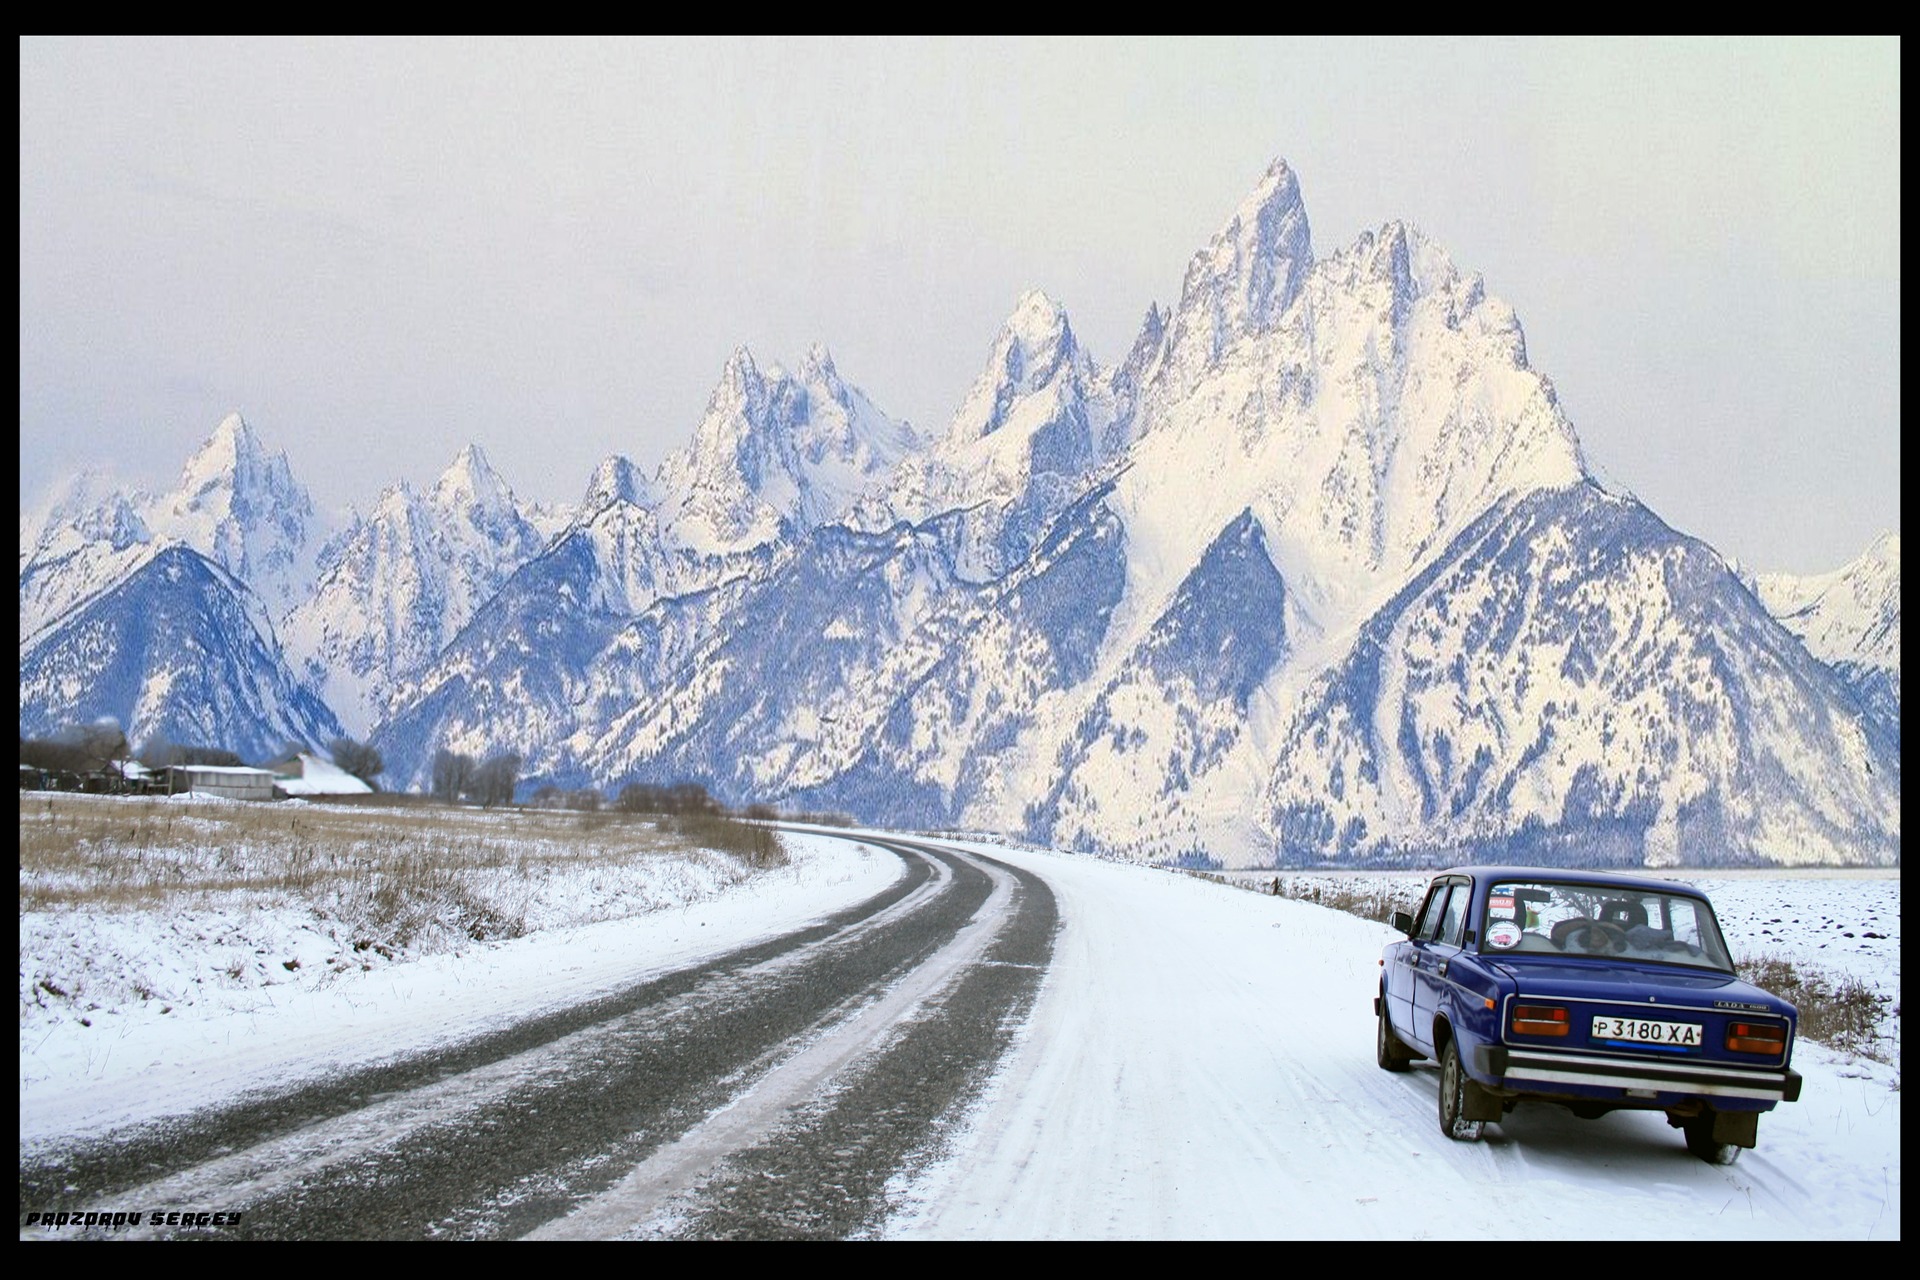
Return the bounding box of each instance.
[1391,911,1414,936]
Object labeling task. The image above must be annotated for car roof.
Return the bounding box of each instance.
[1428,865,1709,897]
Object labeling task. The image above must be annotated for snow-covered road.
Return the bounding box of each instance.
[884,839,1900,1240]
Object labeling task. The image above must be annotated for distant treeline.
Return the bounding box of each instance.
[525,776,854,826]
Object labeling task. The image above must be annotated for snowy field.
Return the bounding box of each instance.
[19,803,902,1145]
[17,815,1900,1238]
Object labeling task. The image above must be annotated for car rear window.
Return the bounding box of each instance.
[1479,880,1734,971]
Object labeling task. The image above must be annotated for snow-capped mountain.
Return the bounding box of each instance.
[143,413,327,619]
[1244,485,1898,867]
[849,290,1124,580]
[19,543,342,761]
[20,415,329,646]
[1152,157,1313,398]
[19,472,156,648]
[1753,533,1900,744]
[370,347,919,790]
[654,344,921,557]
[279,445,546,735]
[20,416,549,760]
[557,159,1894,868]
[22,158,1901,869]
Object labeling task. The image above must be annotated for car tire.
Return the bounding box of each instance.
[1377,1001,1412,1072]
[1682,1113,1743,1165]
[1438,1038,1485,1142]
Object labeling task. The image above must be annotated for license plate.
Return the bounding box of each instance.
[1590,1016,1702,1047]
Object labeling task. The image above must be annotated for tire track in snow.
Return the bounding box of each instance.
[531,838,1057,1240]
[19,835,1009,1240]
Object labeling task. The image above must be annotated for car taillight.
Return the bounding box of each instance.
[1512,1004,1570,1037]
[1726,1022,1787,1054]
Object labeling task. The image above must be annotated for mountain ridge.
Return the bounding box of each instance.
[18,158,1901,869]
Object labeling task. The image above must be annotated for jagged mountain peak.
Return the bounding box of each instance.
[944,290,1094,450]
[1325,219,1473,314]
[431,442,518,519]
[799,341,838,382]
[176,411,279,500]
[718,345,763,397]
[1110,302,1169,398]
[1755,529,1902,689]
[32,468,129,524]
[1137,299,1167,341]
[649,345,916,553]
[142,412,322,619]
[1003,288,1073,351]
[584,454,655,513]
[1158,158,1314,380]
[166,412,312,528]
[369,478,417,516]
[20,470,152,564]
[1234,157,1309,240]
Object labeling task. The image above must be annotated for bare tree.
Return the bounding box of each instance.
[614,780,717,815]
[56,719,131,774]
[138,736,243,769]
[329,737,385,787]
[431,749,474,804]
[529,783,601,810]
[468,752,522,808]
[20,737,91,775]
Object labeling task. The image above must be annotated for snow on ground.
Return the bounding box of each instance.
[18,828,901,1147]
[883,843,1900,1240]
[17,822,1900,1239]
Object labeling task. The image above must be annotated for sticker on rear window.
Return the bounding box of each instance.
[1486,920,1523,949]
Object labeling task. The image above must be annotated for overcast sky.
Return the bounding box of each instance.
[19,37,1899,574]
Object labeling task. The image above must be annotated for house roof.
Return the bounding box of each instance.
[272,753,372,795]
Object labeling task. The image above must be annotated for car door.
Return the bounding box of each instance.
[1390,878,1451,1055]
[1410,876,1470,1052]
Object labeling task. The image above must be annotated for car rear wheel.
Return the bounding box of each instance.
[1438,1039,1485,1142]
[1682,1113,1743,1165]
[1377,1001,1412,1072]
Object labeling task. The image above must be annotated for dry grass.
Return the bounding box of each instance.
[1183,868,1425,926]
[1267,876,1424,925]
[19,794,788,945]
[1736,955,1897,1065]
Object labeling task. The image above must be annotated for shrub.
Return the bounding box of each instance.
[667,812,788,869]
[1736,956,1893,1062]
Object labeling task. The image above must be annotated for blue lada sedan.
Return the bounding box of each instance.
[1374,866,1802,1163]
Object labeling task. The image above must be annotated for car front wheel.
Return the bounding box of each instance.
[1438,1039,1485,1142]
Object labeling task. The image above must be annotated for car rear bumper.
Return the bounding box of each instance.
[1474,1044,1801,1103]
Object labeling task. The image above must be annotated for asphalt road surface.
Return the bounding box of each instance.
[17,833,1058,1240]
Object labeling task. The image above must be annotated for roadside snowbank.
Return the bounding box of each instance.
[19,830,901,1146]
